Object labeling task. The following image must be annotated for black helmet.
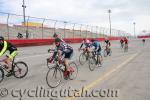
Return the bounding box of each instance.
[53,33,58,38]
[0,36,4,41]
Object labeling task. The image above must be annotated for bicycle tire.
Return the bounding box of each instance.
[103,50,107,57]
[97,54,103,67]
[79,53,87,65]
[0,68,4,83]
[108,49,112,56]
[13,61,28,78]
[68,62,78,80]
[124,45,128,52]
[46,67,62,88]
[89,57,96,71]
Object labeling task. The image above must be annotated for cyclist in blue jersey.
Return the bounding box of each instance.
[91,39,102,55]
[91,39,102,64]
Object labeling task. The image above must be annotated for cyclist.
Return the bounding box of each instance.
[124,37,128,51]
[91,39,102,66]
[142,39,145,46]
[79,38,91,54]
[104,38,111,54]
[104,38,111,47]
[54,38,73,79]
[120,38,124,48]
[0,36,17,77]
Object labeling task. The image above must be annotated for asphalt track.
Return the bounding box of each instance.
[0,39,150,100]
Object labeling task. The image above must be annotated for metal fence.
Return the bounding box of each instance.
[0,12,127,40]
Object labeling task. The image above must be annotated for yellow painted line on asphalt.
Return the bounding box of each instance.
[66,52,139,100]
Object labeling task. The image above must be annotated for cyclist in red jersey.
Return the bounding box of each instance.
[124,37,128,44]
[123,37,128,52]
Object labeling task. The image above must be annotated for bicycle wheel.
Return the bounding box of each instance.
[103,50,107,57]
[97,55,103,67]
[0,68,4,83]
[89,57,96,71]
[108,49,112,56]
[13,61,28,78]
[124,46,128,52]
[79,53,87,65]
[68,62,78,80]
[46,67,62,88]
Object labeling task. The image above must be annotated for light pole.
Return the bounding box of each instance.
[22,0,28,38]
[133,22,136,38]
[22,0,26,25]
[64,21,67,38]
[108,9,112,37]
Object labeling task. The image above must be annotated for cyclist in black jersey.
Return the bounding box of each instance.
[104,39,111,47]
[54,38,73,79]
[0,36,17,76]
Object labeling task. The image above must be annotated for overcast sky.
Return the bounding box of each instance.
[0,0,150,35]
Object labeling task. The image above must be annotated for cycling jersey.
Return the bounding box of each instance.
[56,42,73,59]
[124,39,128,44]
[0,41,17,60]
[92,41,101,54]
[105,40,111,45]
[80,39,91,49]
[120,39,124,44]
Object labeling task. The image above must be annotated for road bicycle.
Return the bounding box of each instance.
[88,50,103,71]
[103,46,112,57]
[46,49,78,88]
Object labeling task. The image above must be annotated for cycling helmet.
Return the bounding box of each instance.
[0,36,4,41]
[53,33,58,38]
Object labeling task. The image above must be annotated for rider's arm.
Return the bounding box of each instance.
[79,42,84,49]
[57,50,62,62]
[0,41,7,56]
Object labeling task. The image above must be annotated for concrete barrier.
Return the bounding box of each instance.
[7,37,121,47]
[138,36,150,38]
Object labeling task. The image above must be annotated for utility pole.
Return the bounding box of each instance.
[108,9,112,37]
[22,0,28,38]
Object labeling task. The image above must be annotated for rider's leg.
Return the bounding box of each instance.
[3,57,12,71]
[98,50,103,64]
[6,51,17,71]
[86,47,90,58]
[64,58,69,70]
[64,50,73,71]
